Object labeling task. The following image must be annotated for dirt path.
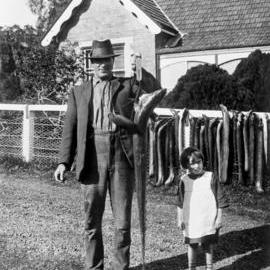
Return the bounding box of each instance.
[0,173,269,270]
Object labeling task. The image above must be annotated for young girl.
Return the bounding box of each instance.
[177,147,228,270]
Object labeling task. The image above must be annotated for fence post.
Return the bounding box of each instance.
[22,105,34,162]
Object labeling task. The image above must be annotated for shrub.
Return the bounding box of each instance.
[233,49,270,112]
[161,64,255,111]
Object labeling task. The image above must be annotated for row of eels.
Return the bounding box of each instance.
[147,105,270,193]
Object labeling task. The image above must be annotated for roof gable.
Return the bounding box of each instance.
[41,0,270,51]
[41,0,178,47]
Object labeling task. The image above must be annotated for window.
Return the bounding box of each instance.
[83,43,125,80]
[219,59,244,74]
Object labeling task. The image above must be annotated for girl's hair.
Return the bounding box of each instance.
[180,147,204,169]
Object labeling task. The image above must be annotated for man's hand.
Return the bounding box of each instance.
[177,207,185,230]
[215,217,222,229]
[54,164,67,183]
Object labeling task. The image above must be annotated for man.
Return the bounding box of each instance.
[54,39,140,270]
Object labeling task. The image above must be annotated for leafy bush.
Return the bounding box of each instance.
[16,40,84,104]
[233,49,270,112]
[160,64,255,111]
[0,26,85,104]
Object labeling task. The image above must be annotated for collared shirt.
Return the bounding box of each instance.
[92,76,116,132]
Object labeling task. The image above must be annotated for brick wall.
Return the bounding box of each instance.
[65,0,157,76]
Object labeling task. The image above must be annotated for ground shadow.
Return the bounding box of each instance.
[216,224,270,270]
[131,225,270,270]
[131,254,187,270]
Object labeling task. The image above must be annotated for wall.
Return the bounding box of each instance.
[65,0,157,77]
[159,46,270,91]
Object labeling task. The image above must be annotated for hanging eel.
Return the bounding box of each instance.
[243,111,252,173]
[164,121,171,181]
[165,122,176,186]
[199,122,205,160]
[148,119,155,178]
[211,118,220,176]
[216,120,223,183]
[109,88,167,269]
[232,111,238,174]
[173,111,180,174]
[155,120,169,187]
[184,112,191,148]
[194,117,202,149]
[152,118,167,185]
[203,115,210,170]
[178,109,189,156]
[161,122,168,182]
[178,110,183,161]
[208,118,219,171]
[248,112,255,186]
[189,117,196,147]
[207,118,214,171]
[193,117,199,148]
[236,112,244,185]
[267,115,270,175]
[220,104,230,184]
[255,117,264,193]
[262,113,268,163]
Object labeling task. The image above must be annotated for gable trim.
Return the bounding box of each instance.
[41,0,85,47]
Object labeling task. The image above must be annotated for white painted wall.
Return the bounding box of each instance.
[159,46,270,90]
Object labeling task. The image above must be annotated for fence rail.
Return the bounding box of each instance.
[0,103,268,165]
[0,104,67,163]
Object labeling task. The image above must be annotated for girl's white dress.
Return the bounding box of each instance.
[182,171,218,243]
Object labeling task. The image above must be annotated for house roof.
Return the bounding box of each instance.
[41,0,270,53]
[131,0,179,35]
[156,0,270,53]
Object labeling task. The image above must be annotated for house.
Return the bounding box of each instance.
[41,0,270,90]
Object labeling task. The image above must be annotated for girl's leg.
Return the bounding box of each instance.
[188,244,198,270]
[202,243,214,270]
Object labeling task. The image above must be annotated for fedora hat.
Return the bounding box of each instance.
[90,39,120,59]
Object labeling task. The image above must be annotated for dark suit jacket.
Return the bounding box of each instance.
[59,76,139,182]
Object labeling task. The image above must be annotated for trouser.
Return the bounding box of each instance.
[81,132,134,270]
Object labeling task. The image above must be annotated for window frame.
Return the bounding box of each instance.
[79,37,134,79]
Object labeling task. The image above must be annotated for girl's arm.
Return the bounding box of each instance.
[215,208,223,229]
[177,207,185,230]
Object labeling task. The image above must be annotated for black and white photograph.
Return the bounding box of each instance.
[0,0,269,269]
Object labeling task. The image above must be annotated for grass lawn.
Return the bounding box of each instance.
[0,169,269,270]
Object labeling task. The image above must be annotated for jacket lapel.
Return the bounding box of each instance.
[79,79,93,135]
[111,77,121,99]
[110,77,122,111]
[84,78,93,108]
